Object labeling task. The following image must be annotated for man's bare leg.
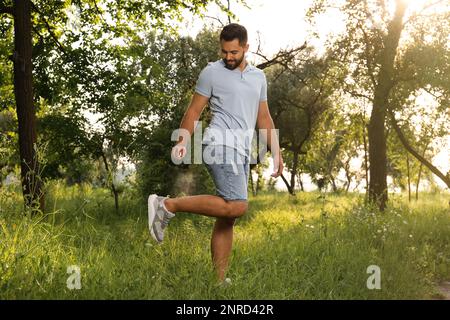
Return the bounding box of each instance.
[211,217,235,282]
[164,195,247,219]
[164,195,247,281]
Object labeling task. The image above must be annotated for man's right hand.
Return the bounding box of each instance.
[171,143,187,160]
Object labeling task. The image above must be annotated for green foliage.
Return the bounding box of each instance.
[0,0,221,191]
[135,116,215,198]
[306,0,450,193]
[37,110,90,179]
[134,28,221,198]
[265,50,343,191]
[305,107,368,192]
[0,108,17,185]
[266,53,335,153]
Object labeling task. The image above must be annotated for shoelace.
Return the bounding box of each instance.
[161,214,171,228]
[158,201,171,228]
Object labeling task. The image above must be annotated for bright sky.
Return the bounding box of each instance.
[176,0,346,58]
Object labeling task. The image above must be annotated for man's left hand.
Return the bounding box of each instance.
[271,153,284,178]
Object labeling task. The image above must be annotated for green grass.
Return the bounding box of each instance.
[1,181,449,299]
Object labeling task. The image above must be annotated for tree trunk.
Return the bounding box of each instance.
[415,142,429,201]
[290,150,299,194]
[250,168,256,196]
[363,119,369,200]
[363,124,370,199]
[368,0,408,211]
[343,158,352,193]
[281,174,295,195]
[297,172,304,191]
[406,152,411,202]
[101,152,119,214]
[256,174,261,194]
[368,103,388,210]
[345,174,351,193]
[13,0,44,213]
[416,162,422,200]
[330,175,337,192]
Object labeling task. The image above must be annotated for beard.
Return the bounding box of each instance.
[223,54,245,70]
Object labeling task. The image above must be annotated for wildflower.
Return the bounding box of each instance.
[222,278,232,286]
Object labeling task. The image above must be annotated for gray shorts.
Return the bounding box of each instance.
[202,144,250,201]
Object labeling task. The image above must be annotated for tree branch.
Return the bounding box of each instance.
[343,87,373,101]
[388,108,450,188]
[402,0,447,26]
[358,22,378,88]
[227,0,231,24]
[203,15,225,27]
[253,41,307,70]
[30,1,67,55]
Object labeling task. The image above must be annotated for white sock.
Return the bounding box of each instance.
[162,198,175,215]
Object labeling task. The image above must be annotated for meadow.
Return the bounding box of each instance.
[1,181,449,299]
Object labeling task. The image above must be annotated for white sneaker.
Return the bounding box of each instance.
[148,194,175,243]
[216,277,232,288]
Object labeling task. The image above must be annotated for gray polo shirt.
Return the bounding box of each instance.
[195,59,267,157]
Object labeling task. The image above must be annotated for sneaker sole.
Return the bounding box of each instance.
[147,194,159,242]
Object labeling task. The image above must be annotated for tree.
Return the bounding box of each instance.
[387,12,450,190]
[0,0,218,213]
[135,28,223,198]
[265,52,337,195]
[0,0,43,213]
[308,0,449,210]
[0,109,17,187]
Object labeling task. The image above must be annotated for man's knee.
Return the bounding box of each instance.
[226,200,248,218]
[216,216,236,227]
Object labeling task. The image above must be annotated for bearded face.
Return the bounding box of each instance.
[223,53,245,70]
[220,39,249,70]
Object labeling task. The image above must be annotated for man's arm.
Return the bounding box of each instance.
[172,93,209,159]
[176,93,209,144]
[256,100,284,178]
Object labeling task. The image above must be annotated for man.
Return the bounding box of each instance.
[147,23,284,283]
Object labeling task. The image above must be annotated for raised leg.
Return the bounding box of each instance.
[164,195,247,219]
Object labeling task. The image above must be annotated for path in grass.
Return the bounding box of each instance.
[434,282,450,300]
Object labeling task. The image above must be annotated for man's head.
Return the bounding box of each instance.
[219,23,249,70]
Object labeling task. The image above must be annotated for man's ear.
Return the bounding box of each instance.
[244,43,249,53]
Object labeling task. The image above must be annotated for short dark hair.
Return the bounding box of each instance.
[220,23,248,46]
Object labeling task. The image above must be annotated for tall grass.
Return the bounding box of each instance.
[1,181,449,299]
